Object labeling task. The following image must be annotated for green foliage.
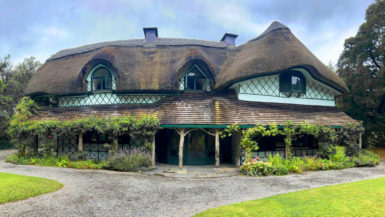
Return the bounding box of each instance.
[220,123,241,138]
[103,148,152,172]
[0,55,41,138]
[5,154,105,170]
[241,121,341,159]
[338,123,364,156]
[241,123,279,160]
[0,139,12,150]
[317,125,337,158]
[337,0,385,147]
[240,147,380,176]
[240,158,274,176]
[7,97,160,156]
[354,150,380,167]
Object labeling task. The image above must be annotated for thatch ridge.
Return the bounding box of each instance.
[26,21,348,96]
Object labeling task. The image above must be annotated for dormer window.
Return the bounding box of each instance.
[179,64,211,92]
[279,70,306,97]
[92,67,112,91]
[86,64,116,92]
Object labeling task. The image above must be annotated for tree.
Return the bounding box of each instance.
[0,55,41,138]
[337,0,385,147]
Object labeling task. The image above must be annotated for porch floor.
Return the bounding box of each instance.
[144,163,240,178]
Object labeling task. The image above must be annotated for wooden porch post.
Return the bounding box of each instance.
[215,129,220,168]
[152,134,156,167]
[235,131,241,167]
[78,132,83,152]
[178,129,185,169]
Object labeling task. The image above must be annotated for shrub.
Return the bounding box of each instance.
[318,142,336,159]
[240,158,274,176]
[303,157,318,171]
[70,151,87,161]
[354,150,380,167]
[286,157,304,174]
[274,165,289,175]
[103,148,151,172]
[5,153,104,169]
[327,146,355,169]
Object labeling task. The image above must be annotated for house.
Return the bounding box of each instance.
[25,21,355,168]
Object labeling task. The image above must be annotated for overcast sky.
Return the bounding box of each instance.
[0,0,374,66]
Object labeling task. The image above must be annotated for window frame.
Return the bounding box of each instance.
[86,64,115,93]
[279,70,306,96]
[180,64,211,92]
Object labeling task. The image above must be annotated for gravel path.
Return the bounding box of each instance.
[0,149,385,217]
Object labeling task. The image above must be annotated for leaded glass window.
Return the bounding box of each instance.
[279,70,306,96]
[179,64,210,92]
[92,67,112,91]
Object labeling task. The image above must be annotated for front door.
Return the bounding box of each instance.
[184,130,215,165]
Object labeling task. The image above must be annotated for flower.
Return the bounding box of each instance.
[47,134,53,139]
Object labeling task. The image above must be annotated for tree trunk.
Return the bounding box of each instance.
[152,135,156,167]
[285,143,290,159]
[78,132,83,152]
[215,129,220,168]
[178,129,185,169]
[235,131,241,166]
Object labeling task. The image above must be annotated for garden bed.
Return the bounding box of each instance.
[240,147,380,176]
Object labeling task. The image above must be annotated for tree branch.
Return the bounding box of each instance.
[369,46,382,70]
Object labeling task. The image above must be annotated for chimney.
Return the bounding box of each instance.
[220,33,238,46]
[143,27,158,43]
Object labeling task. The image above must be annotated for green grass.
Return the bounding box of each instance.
[194,177,385,217]
[0,172,63,204]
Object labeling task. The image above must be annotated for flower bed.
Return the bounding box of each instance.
[240,147,380,176]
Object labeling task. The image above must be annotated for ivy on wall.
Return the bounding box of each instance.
[8,97,160,156]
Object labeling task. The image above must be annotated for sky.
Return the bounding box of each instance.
[0,0,375,66]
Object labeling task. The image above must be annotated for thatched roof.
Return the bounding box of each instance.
[37,93,356,126]
[26,21,348,96]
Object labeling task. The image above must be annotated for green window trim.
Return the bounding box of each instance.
[179,64,211,92]
[279,70,306,97]
[86,64,116,93]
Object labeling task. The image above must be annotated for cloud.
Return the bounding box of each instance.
[0,0,375,65]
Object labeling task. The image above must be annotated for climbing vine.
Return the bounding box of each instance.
[8,97,160,156]
[237,121,363,160]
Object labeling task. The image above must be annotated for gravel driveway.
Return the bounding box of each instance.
[0,149,385,217]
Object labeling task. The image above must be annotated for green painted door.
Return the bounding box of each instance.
[183,130,215,165]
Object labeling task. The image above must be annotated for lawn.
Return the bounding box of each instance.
[0,172,63,204]
[194,177,385,217]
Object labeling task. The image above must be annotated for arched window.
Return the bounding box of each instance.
[86,65,115,92]
[279,70,306,97]
[179,64,211,92]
